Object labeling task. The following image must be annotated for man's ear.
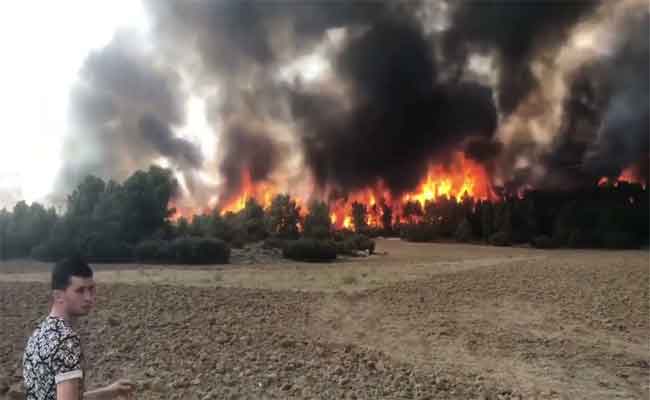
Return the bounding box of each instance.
[52,289,65,304]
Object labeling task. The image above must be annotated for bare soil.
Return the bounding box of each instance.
[1,240,648,399]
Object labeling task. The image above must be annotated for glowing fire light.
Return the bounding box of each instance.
[618,166,642,185]
[338,216,350,229]
[220,170,276,214]
[170,152,495,230]
[598,165,647,189]
[401,153,492,205]
[326,152,493,228]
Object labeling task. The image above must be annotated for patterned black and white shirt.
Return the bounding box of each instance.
[23,316,85,400]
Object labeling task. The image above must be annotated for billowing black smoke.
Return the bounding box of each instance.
[138,114,203,168]
[544,11,649,186]
[443,0,601,115]
[144,1,417,198]
[56,32,202,193]
[292,13,497,194]
[217,118,288,202]
[56,0,648,203]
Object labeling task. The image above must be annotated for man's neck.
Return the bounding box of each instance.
[49,306,75,324]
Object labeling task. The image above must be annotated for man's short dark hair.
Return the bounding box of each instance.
[52,256,93,290]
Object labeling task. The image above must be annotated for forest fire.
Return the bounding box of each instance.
[220,170,276,215]
[598,165,647,189]
[187,152,496,229]
[323,152,495,228]
[402,153,494,204]
[170,153,647,231]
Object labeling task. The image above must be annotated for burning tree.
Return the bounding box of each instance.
[380,201,393,234]
[303,201,332,240]
[351,201,368,233]
[267,194,301,240]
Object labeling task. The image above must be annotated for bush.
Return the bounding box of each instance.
[600,231,638,249]
[31,238,75,262]
[567,229,600,248]
[135,240,172,262]
[282,239,337,262]
[531,235,557,249]
[306,226,331,240]
[194,238,231,263]
[454,219,473,243]
[303,201,332,239]
[511,229,533,245]
[171,237,230,264]
[332,230,346,242]
[81,233,133,261]
[363,226,386,238]
[33,234,133,262]
[488,231,511,246]
[339,234,375,255]
[400,223,437,242]
[230,230,247,249]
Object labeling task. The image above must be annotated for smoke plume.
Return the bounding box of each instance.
[54,0,648,206]
[56,32,202,193]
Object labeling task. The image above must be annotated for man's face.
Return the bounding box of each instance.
[54,276,96,317]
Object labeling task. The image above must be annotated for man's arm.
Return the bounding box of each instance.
[57,379,135,400]
[83,387,116,400]
[85,380,135,399]
[56,379,84,400]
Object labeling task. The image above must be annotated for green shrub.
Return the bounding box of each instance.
[400,223,437,242]
[81,233,133,261]
[230,230,247,249]
[567,229,600,248]
[600,231,638,249]
[488,231,511,247]
[454,219,473,243]
[34,234,133,262]
[531,235,557,249]
[303,201,332,239]
[306,226,331,240]
[339,234,375,255]
[332,230,346,242]
[282,239,337,262]
[363,227,385,238]
[194,238,231,263]
[135,240,172,262]
[171,237,230,264]
[31,238,75,262]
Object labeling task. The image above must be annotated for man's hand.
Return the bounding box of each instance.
[105,379,135,398]
[83,379,135,399]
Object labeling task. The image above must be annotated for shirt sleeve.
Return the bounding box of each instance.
[52,334,84,384]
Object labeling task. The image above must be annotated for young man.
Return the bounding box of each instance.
[23,256,135,400]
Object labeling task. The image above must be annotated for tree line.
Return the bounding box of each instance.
[0,166,647,264]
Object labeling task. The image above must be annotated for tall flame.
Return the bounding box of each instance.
[220,170,275,214]
[170,151,495,229]
[403,153,493,204]
[326,152,493,229]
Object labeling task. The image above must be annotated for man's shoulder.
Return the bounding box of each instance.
[47,316,78,337]
[26,316,80,354]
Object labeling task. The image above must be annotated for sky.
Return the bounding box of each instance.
[0,1,147,205]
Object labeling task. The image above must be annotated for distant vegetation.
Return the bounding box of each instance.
[0,166,648,263]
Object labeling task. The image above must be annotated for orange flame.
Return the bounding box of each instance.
[402,153,493,204]
[618,166,642,185]
[220,170,276,214]
[169,152,495,229]
[326,152,493,229]
[598,165,647,189]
